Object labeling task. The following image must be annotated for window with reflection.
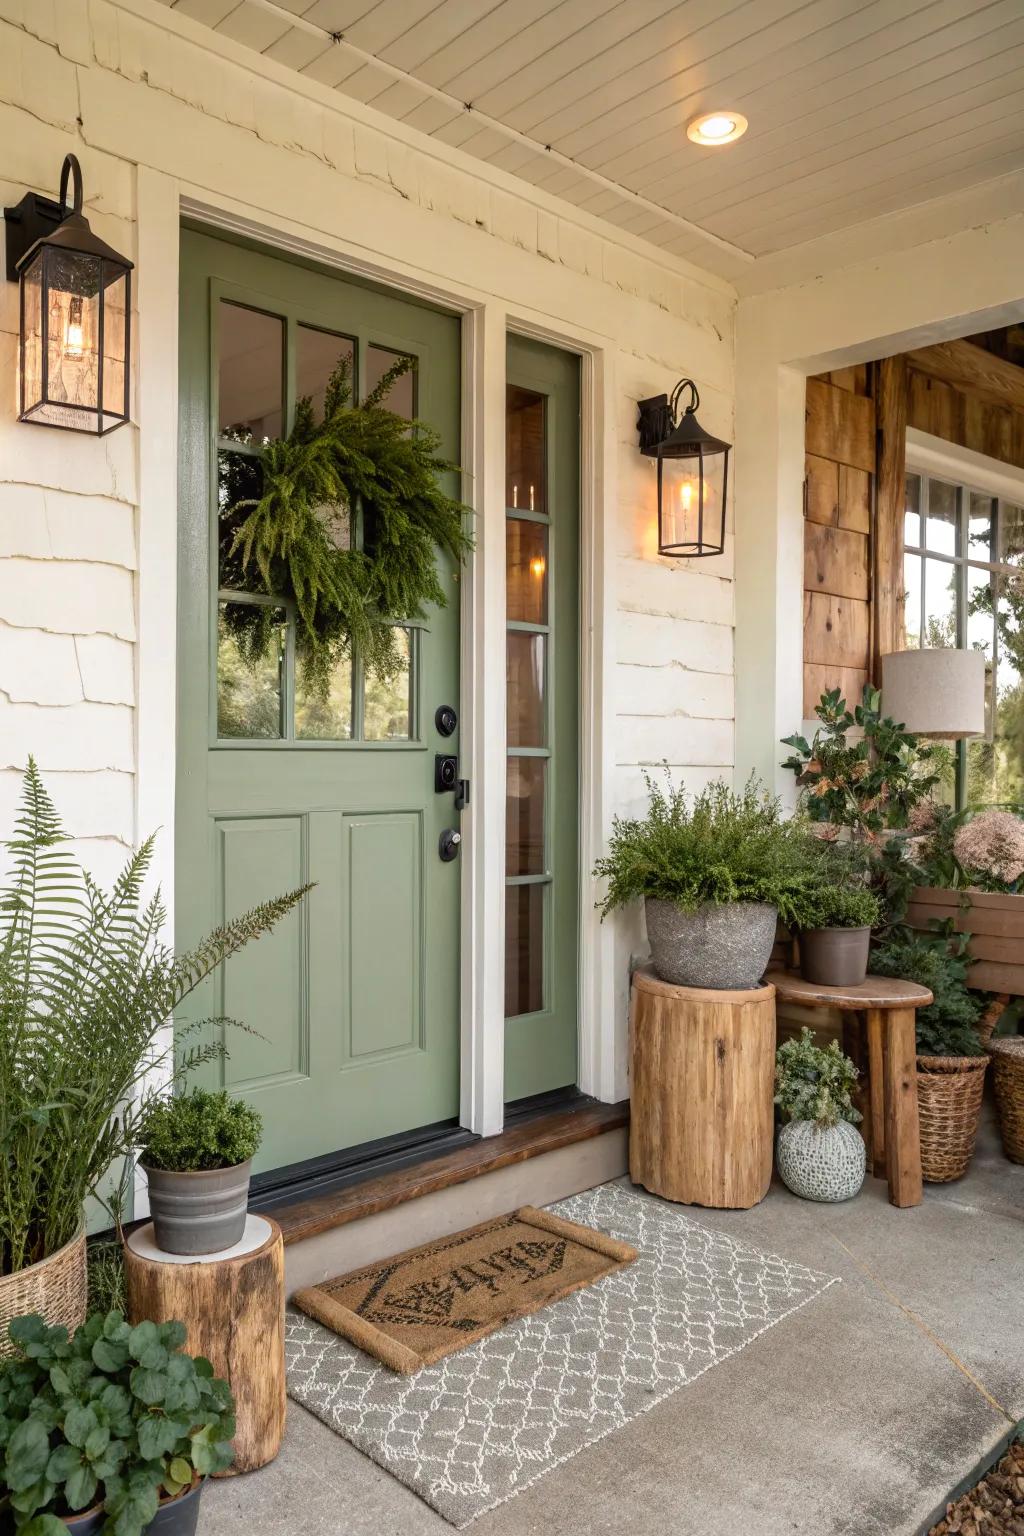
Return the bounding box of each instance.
[903,471,1024,805]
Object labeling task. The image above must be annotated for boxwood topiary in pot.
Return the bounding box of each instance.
[795,884,882,989]
[0,1310,234,1535]
[138,1091,263,1258]
[594,773,820,989]
[774,1029,865,1202]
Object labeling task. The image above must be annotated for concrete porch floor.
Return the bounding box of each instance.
[200,1106,1023,1536]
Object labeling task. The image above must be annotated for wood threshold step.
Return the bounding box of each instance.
[269,1099,629,1247]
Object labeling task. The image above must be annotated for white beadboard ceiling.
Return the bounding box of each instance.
[152,0,1024,275]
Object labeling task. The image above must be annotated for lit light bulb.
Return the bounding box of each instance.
[512,483,519,508]
[681,482,693,514]
[530,554,546,580]
[65,296,84,359]
[529,483,535,511]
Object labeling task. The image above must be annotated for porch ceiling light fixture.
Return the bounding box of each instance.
[637,379,730,558]
[686,111,748,146]
[3,154,133,434]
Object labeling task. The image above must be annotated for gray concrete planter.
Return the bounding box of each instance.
[644,898,778,990]
[143,1161,252,1256]
[799,925,871,988]
[776,1120,866,1202]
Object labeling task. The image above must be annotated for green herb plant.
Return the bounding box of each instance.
[870,928,984,1057]
[0,1311,234,1535]
[796,884,881,931]
[775,1028,861,1128]
[222,354,473,698]
[0,761,309,1278]
[594,774,822,924]
[139,1090,262,1174]
[781,686,951,841]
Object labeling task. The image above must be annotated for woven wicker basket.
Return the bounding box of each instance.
[916,1055,989,1183]
[0,1222,88,1357]
[988,1036,1024,1165]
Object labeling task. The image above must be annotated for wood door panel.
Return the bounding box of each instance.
[345,813,423,1061]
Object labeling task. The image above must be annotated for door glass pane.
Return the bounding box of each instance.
[295,653,353,741]
[507,757,545,876]
[217,602,285,739]
[507,631,546,747]
[904,473,921,546]
[903,552,921,648]
[967,492,993,562]
[505,883,545,1018]
[217,450,264,589]
[297,326,355,418]
[366,345,415,419]
[363,628,413,741]
[218,302,283,443]
[1000,502,1024,567]
[506,519,548,625]
[926,479,957,555]
[506,386,546,513]
[923,558,958,649]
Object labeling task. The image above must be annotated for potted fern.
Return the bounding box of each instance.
[774,1029,866,1202]
[0,1311,234,1533]
[0,762,308,1346]
[139,1091,263,1257]
[595,775,819,990]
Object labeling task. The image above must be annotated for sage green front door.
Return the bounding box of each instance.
[177,229,463,1175]
[503,336,581,1102]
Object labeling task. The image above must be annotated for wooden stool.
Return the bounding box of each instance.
[629,966,776,1209]
[125,1215,285,1474]
[770,972,934,1209]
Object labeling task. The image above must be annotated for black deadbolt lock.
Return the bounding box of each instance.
[435,754,459,793]
[435,704,458,737]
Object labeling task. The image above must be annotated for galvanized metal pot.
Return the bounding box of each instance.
[143,1161,252,1256]
[62,1479,204,1535]
[644,898,778,990]
[799,925,871,988]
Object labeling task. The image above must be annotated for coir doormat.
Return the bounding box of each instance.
[292,1205,638,1373]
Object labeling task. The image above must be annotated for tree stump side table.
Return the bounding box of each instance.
[769,971,934,1209]
[629,966,776,1209]
[125,1215,285,1475]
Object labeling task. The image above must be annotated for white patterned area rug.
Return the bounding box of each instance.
[285,1182,839,1527]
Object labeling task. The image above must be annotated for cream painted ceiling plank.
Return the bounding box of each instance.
[483,140,550,175]
[329,58,412,102]
[362,0,511,83]
[623,4,1024,200]
[679,49,1024,222]
[215,0,292,50]
[300,43,362,86]
[299,0,389,28]
[746,140,1024,256]
[360,78,428,117]
[402,98,465,134]
[172,0,239,25]
[732,113,1024,251]
[591,0,985,186]
[263,24,334,68]
[399,0,571,94]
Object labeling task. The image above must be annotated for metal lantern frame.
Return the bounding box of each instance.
[3,153,133,435]
[637,377,731,558]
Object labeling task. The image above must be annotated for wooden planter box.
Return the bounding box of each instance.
[906,886,1024,997]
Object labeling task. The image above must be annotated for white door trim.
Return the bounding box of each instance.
[140,184,614,1150]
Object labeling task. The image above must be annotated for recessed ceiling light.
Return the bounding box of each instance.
[686,111,748,146]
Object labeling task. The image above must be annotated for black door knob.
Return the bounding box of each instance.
[439,829,462,862]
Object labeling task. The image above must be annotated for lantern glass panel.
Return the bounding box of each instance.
[659,450,725,555]
[20,251,44,419]
[44,247,101,429]
[101,265,128,428]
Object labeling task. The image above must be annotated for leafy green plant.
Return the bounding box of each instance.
[0,1311,233,1534]
[139,1090,262,1174]
[594,774,822,924]
[775,1028,861,1128]
[795,884,881,931]
[870,929,984,1057]
[0,761,309,1277]
[85,1241,126,1320]
[223,354,473,697]
[781,685,951,841]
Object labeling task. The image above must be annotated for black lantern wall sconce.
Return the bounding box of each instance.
[3,154,133,435]
[636,379,730,558]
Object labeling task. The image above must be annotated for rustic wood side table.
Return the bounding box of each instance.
[629,965,777,1209]
[770,972,934,1209]
[125,1214,285,1473]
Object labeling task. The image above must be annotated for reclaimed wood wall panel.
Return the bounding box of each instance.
[805,522,869,600]
[805,377,875,473]
[907,365,1024,470]
[874,355,907,662]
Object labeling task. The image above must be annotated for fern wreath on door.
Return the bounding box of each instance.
[221,355,473,699]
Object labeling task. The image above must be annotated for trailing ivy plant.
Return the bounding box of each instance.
[222,354,473,697]
[0,761,309,1277]
[138,1089,262,1174]
[775,1028,861,1128]
[781,685,951,842]
[0,1311,234,1535]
